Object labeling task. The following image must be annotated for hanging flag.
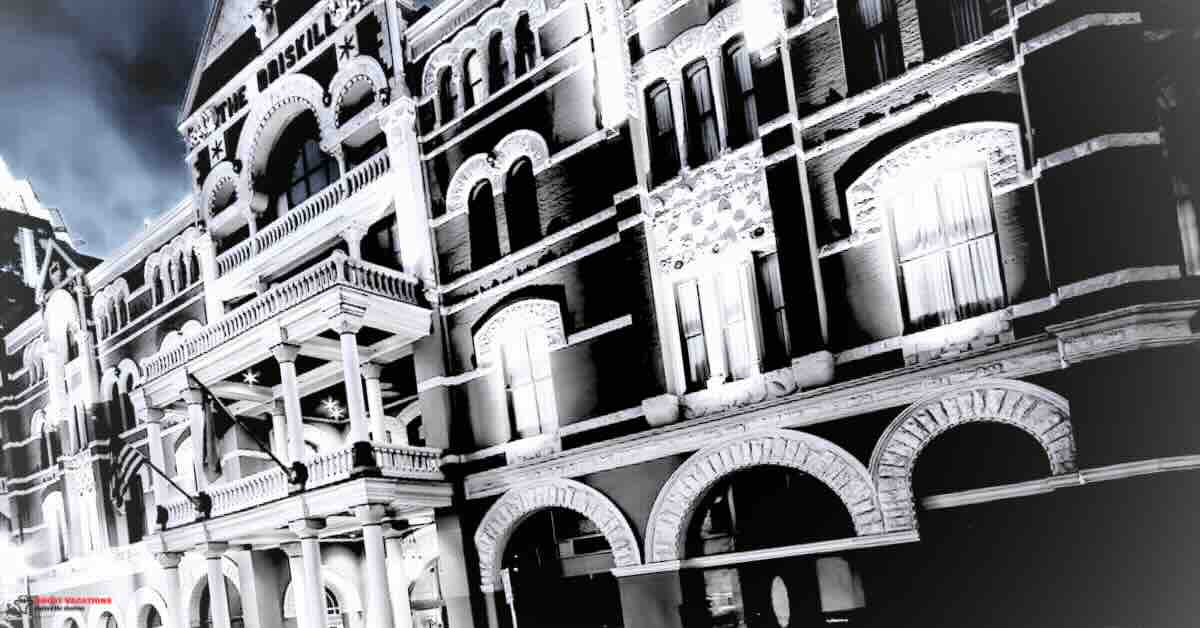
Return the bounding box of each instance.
[110,435,147,514]
[201,389,226,477]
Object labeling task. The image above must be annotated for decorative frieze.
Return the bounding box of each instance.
[474,478,641,592]
[648,143,772,271]
[643,429,885,563]
[868,379,1076,532]
[420,0,549,97]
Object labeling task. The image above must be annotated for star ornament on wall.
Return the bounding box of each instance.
[338,35,356,60]
[241,369,260,386]
[321,397,345,420]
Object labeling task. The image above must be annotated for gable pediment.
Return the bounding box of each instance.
[36,238,84,294]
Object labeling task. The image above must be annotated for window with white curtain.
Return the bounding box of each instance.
[174,440,196,494]
[716,262,755,381]
[501,326,558,438]
[889,164,1005,330]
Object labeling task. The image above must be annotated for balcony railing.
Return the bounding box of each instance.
[216,151,392,276]
[142,253,424,381]
[160,442,444,527]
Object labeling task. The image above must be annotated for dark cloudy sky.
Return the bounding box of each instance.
[0,1,212,257]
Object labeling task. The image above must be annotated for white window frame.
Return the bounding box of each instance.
[662,248,769,392]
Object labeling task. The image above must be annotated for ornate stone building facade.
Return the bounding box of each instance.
[2,0,1200,627]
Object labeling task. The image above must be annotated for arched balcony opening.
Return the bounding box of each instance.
[261,112,340,225]
[338,81,376,126]
[198,576,244,628]
[125,473,147,543]
[362,214,401,269]
[501,508,624,628]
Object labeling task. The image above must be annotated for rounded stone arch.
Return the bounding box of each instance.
[643,429,885,563]
[281,567,363,622]
[201,161,239,216]
[184,557,242,628]
[100,368,120,402]
[492,129,550,184]
[445,154,494,216]
[475,7,513,51]
[472,297,567,368]
[117,358,142,392]
[88,604,122,628]
[868,378,1077,532]
[421,46,460,100]
[330,55,388,123]
[474,478,642,593]
[235,73,336,204]
[123,586,168,628]
[59,612,87,628]
[179,320,204,338]
[844,121,1025,240]
[159,331,183,355]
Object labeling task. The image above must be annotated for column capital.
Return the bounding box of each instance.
[129,388,164,423]
[353,504,388,526]
[269,399,287,416]
[181,385,205,406]
[379,98,417,140]
[280,541,303,559]
[201,542,230,559]
[289,518,326,539]
[156,552,184,569]
[360,362,383,380]
[271,343,301,364]
[324,301,367,335]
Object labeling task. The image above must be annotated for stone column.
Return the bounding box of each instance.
[157,552,187,628]
[384,536,413,628]
[195,231,225,321]
[342,224,366,261]
[354,506,395,628]
[290,519,327,628]
[282,543,312,628]
[203,542,233,628]
[270,401,289,463]
[270,342,307,465]
[360,363,387,443]
[325,304,370,444]
[182,386,210,490]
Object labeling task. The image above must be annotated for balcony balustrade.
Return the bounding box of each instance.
[160,442,444,527]
[142,252,424,382]
[216,150,392,277]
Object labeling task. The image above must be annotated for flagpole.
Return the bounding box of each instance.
[188,374,307,485]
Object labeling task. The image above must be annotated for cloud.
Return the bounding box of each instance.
[0,1,211,256]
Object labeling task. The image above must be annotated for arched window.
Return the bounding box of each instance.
[438,68,457,122]
[102,612,119,628]
[504,159,541,250]
[488,32,508,93]
[501,325,558,438]
[265,114,339,218]
[723,37,758,148]
[514,14,537,77]
[145,607,163,628]
[646,80,681,185]
[125,474,146,543]
[462,51,485,109]
[324,588,344,628]
[468,181,501,268]
[889,163,1005,330]
[683,59,720,167]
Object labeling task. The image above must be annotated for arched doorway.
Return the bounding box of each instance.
[682,466,865,627]
[501,507,623,628]
[196,576,243,628]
